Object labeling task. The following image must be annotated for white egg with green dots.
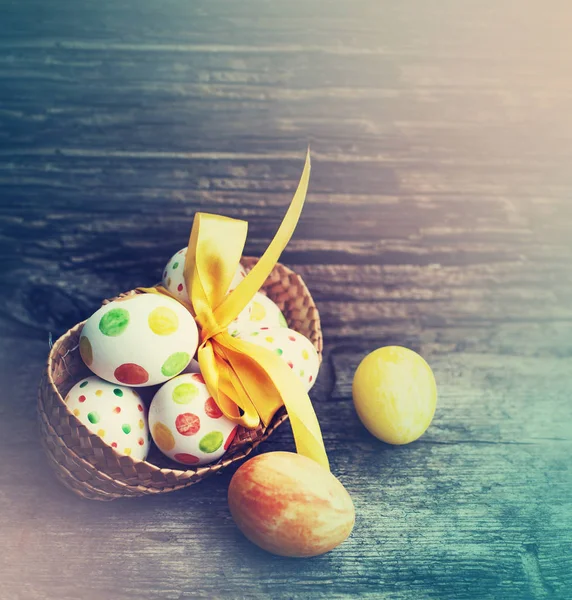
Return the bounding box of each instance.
[236,326,320,392]
[162,247,252,336]
[149,372,238,466]
[65,376,150,460]
[79,293,199,387]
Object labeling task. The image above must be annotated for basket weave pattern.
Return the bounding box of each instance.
[38,258,322,500]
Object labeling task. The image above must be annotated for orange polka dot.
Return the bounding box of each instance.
[302,349,310,360]
[97,429,105,437]
[265,336,274,343]
[124,448,132,456]
[95,389,103,397]
[139,419,145,430]
[148,306,179,336]
[152,422,175,452]
[73,409,80,417]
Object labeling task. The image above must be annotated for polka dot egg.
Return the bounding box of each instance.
[80,293,198,386]
[149,373,238,466]
[162,247,251,336]
[65,376,150,460]
[247,292,288,330]
[237,326,320,392]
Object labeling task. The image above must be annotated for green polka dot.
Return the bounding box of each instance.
[230,330,239,337]
[113,388,123,397]
[87,412,100,424]
[300,370,305,377]
[172,382,199,404]
[79,381,88,388]
[275,348,283,356]
[250,331,259,336]
[172,262,179,269]
[122,424,131,434]
[278,312,288,327]
[161,352,190,377]
[199,431,223,453]
[99,308,130,337]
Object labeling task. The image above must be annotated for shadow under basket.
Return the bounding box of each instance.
[38,257,322,501]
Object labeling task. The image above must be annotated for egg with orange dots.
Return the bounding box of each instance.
[352,346,437,445]
[148,372,238,466]
[79,293,198,387]
[228,451,355,557]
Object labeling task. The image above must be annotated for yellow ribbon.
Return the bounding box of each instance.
[140,150,329,470]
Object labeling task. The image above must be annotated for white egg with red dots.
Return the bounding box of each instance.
[162,247,252,336]
[65,376,150,460]
[79,293,199,387]
[149,372,238,467]
[237,326,320,392]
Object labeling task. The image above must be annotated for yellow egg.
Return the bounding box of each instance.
[352,346,437,445]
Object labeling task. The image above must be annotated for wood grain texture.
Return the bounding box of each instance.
[1,0,571,598]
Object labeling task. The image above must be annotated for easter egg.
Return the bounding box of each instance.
[247,292,288,329]
[162,247,251,335]
[236,326,319,391]
[228,452,355,557]
[65,376,150,460]
[79,294,198,387]
[352,346,437,445]
[148,373,238,466]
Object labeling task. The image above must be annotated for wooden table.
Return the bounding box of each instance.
[1,1,571,598]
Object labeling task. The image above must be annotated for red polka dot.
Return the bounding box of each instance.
[204,397,223,419]
[137,404,144,412]
[174,453,200,465]
[287,361,294,369]
[192,373,205,384]
[138,438,144,446]
[178,249,184,255]
[224,426,238,450]
[111,442,117,448]
[177,283,184,292]
[309,375,313,383]
[114,363,149,385]
[175,413,200,436]
[260,327,269,330]
[288,336,296,342]
[79,395,86,403]
[113,406,121,414]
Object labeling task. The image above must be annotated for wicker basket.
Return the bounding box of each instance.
[38,257,322,501]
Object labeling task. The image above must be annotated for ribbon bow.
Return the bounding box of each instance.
[141,151,329,470]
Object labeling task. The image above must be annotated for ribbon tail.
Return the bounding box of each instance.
[213,150,311,326]
[225,334,329,471]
